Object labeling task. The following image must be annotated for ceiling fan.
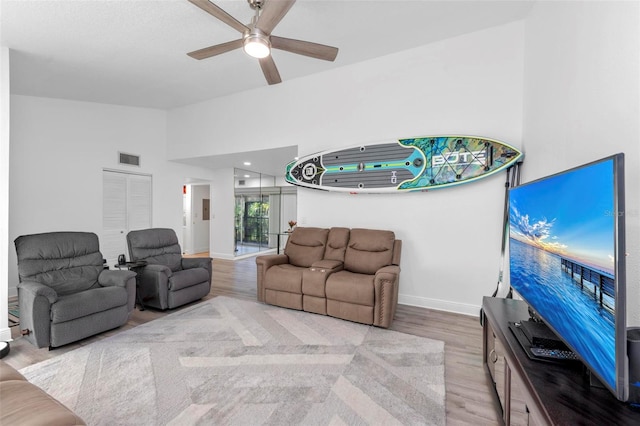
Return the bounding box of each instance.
[187,0,339,85]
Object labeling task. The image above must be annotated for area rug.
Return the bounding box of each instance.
[8,301,19,326]
[20,296,445,425]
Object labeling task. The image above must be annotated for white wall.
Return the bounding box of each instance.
[522,1,640,325]
[210,168,236,259]
[168,22,526,315]
[281,191,297,233]
[8,95,214,297]
[0,47,11,341]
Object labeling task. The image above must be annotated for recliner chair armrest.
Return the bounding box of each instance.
[18,280,57,304]
[99,270,137,312]
[181,257,212,270]
[17,281,58,348]
[373,265,401,328]
[181,257,212,283]
[98,270,136,288]
[375,265,400,278]
[144,264,173,277]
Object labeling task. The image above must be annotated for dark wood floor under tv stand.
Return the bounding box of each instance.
[482,296,640,425]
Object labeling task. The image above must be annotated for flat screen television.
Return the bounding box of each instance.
[508,153,627,401]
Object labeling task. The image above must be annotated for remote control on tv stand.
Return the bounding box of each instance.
[529,346,579,361]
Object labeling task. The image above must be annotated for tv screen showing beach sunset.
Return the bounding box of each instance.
[509,157,618,391]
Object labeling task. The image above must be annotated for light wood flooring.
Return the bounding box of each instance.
[5,257,500,425]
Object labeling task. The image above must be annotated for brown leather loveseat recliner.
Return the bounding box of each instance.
[256,227,401,328]
[0,360,85,425]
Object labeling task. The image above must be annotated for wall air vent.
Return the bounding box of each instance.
[119,152,140,167]
[238,180,246,186]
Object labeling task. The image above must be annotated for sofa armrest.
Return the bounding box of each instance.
[302,259,344,302]
[17,281,58,348]
[255,254,289,302]
[98,270,137,312]
[256,254,289,269]
[373,265,401,328]
[303,259,344,298]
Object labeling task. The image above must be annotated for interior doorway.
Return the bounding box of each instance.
[182,183,211,255]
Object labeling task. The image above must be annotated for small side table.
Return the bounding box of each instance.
[114,261,147,311]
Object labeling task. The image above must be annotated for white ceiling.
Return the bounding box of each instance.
[179,145,297,179]
[2,0,534,175]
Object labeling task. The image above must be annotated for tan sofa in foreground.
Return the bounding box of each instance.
[0,359,85,425]
[256,227,401,328]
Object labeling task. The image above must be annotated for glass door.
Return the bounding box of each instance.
[234,169,273,256]
[235,193,270,255]
[233,169,297,257]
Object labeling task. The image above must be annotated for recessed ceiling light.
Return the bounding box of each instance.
[244,175,250,178]
[243,161,251,166]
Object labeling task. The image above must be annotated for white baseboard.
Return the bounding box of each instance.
[398,293,481,317]
[233,249,276,261]
[210,252,235,260]
[212,249,277,261]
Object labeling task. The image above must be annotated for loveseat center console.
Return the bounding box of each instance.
[482,296,640,425]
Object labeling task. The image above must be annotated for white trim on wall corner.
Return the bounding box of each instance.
[398,294,481,317]
[0,327,11,342]
[1,47,11,344]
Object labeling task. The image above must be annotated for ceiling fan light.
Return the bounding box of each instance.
[243,34,271,59]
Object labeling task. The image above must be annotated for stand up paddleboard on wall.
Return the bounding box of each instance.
[285,136,523,193]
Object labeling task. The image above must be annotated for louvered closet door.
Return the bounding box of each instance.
[128,174,152,230]
[102,170,152,266]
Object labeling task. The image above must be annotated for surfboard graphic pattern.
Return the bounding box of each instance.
[286,136,523,193]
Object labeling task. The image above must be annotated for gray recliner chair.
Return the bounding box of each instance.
[14,231,137,349]
[126,228,212,310]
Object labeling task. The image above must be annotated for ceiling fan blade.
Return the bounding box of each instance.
[256,0,296,34]
[271,36,338,61]
[188,0,249,33]
[259,56,282,85]
[187,39,243,60]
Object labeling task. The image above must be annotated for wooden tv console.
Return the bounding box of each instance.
[482,297,640,425]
